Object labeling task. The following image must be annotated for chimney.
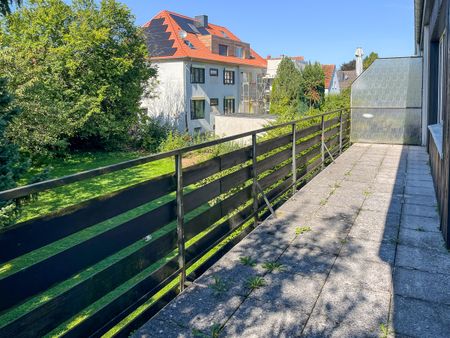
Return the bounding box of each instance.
[355,47,364,76]
[195,15,208,28]
[267,55,271,60]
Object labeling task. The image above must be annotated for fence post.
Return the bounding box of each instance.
[321,115,325,169]
[339,110,343,154]
[175,152,186,291]
[292,123,297,194]
[251,133,258,227]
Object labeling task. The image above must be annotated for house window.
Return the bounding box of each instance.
[224,70,235,85]
[191,99,205,119]
[191,67,205,83]
[438,30,446,124]
[209,68,218,76]
[210,98,219,106]
[219,44,228,56]
[235,47,243,58]
[224,98,235,114]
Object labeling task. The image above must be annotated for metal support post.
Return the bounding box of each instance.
[292,123,297,194]
[175,152,186,291]
[251,133,258,226]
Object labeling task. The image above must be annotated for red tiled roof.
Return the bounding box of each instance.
[322,64,336,89]
[143,10,267,68]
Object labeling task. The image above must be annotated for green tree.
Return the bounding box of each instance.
[300,63,325,109]
[363,52,378,70]
[0,0,22,15]
[0,0,156,155]
[0,78,28,226]
[269,57,303,117]
[340,59,355,71]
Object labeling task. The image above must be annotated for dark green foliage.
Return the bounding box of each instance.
[364,52,379,70]
[130,114,170,153]
[269,57,303,116]
[0,0,156,155]
[0,0,21,15]
[301,62,325,109]
[0,78,29,226]
[340,59,356,71]
[320,87,351,111]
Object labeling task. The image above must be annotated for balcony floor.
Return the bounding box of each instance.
[134,144,450,338]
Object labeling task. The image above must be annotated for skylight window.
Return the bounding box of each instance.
[184,40,195,49]
[220,30,228,38]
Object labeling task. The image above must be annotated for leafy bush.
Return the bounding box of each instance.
[130,114,171,153]
[0,77,29,227]
[158,131,192,153]
[0,0,156,155]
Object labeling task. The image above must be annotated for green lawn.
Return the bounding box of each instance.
[15,151,175,224]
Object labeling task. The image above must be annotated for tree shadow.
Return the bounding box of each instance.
[134,144,446,338]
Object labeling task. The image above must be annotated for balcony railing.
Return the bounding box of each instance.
[0,108,350,337]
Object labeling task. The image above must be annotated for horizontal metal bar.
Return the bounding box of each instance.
[351,107,422,109]
[0,109,348,200]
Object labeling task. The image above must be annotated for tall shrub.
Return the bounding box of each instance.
[269,57,303,116]
[300,63,325,109]
[0,0,156,155]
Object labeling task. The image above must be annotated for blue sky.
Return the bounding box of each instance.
[121,0,414,67]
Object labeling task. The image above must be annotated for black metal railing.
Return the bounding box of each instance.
[0,108,351,337]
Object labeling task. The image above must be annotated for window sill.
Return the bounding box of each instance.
[429,124,443,158]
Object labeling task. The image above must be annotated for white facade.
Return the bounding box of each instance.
[266,58,306,79]
[141,60,265,133]
[325,69,341,95]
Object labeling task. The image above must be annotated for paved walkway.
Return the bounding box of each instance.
[134,144,450,338]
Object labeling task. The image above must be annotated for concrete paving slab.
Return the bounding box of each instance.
[302,287,390,338]
[400,214,440,232]
[403,203,439,219]
[398,227,446,251]
[394,267,450,305]
[340,236,396,265]
[392,295,450,338]
[326,256,392,293]
[396,244,450,273]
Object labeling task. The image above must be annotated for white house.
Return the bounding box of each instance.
[266,55,307,79]
[141,11,267,134]
[322,64,340,95]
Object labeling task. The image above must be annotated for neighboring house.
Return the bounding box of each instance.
[337,70,357,90]
[322,64,340,95]
[266,55,307,78]
[141,11,267,133]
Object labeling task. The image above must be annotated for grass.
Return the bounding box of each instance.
[262,261,284,272]
[192,323,221,338]
[14,151,174,224]
[245,276,266,290]
[239,256,257,267]
[379,323,391,338]
[295,226,311,236]
[209,276,228,295]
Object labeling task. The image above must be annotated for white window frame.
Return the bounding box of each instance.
[235,47,243,58]
[438,30,446,125]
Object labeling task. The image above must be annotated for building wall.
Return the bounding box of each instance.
[329,69,341,94]
[214,114,276,144]
[142,59,266,134]
[186,61,240,133]
[141,61,186,131]
[419,0,450,247]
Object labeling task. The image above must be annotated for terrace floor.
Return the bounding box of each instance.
[134,144,450,338]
